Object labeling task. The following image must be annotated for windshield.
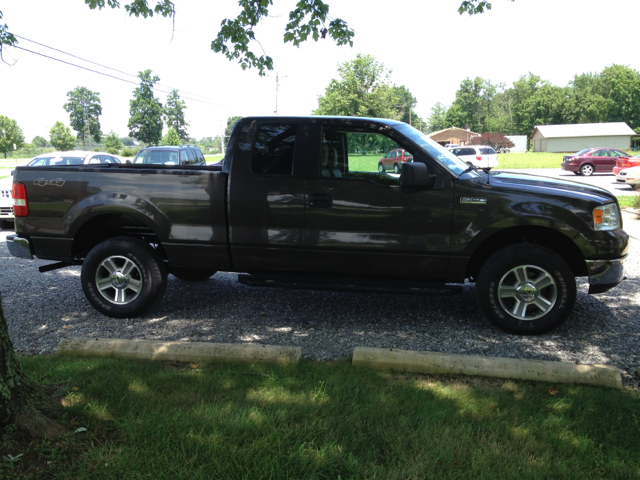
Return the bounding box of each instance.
[394,124,479,176]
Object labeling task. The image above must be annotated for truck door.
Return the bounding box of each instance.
[227,120,306,273]
[304,123,454,281]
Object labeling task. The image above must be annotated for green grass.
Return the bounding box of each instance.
[496,152,565,169]
[617,195,640,208]
[2,355,639,479]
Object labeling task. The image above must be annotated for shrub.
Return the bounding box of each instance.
[469,133,515,152]
[121,146,140,158]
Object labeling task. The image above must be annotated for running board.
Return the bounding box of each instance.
[238,274,462,296]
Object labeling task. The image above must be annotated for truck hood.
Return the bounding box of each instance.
[475,171,616,204]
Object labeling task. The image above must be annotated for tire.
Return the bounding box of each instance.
[394,163,400,174]
[573,172,580,175]
[171,269,216,281]
[81,236,167,318]
[378,163,385,173]
[580,164,594,176]
[475,244,576,335]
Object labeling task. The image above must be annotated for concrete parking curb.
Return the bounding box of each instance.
[58,337,302,364]
[352,347,622,389]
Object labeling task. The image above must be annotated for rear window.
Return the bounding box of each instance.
[575,149,591,156]
[134,150,179,165]
[479,147,496,155]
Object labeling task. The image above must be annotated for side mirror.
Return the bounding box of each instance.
[10,170,15,176]
[401,162,436,188]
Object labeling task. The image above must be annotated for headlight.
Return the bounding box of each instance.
[593,203,620,231]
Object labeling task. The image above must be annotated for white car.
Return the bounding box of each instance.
[444,143,460,150]
[28,151,122,166]
[616,165,640,190]
[0,175,14,230]
[451,145,499,169]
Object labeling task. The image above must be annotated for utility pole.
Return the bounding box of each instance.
[275,73,287,115]
[220,120,225,155]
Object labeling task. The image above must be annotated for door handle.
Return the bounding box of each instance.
[309,192,333,208]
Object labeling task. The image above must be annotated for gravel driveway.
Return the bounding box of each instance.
[1,232,638,389]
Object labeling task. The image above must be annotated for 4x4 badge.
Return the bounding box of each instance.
[460,197,486,204]
[34,178,65,187]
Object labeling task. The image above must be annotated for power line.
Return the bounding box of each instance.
[13,34,215,102]
[11,43,232,108]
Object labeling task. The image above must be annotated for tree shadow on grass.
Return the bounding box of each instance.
[13,355,640,480]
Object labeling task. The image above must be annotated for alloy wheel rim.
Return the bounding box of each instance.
[497,264,557,321]
[95,255,142,305]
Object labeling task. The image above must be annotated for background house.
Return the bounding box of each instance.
[530,123,636,152]
[428,126,479,146]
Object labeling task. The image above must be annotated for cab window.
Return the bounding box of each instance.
[319,126,412,186]
[251,124,297,175]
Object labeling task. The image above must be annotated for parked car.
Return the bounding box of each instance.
[28,151,122,166]
[133,145,206,166]
[612,153,640,176]
[377,148,413,173]
[561,148,630,176]
[451,145,498,169]
[0,175,14,230]
[615,165,640,190]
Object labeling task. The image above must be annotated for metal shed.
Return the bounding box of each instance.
[530,123,636,152]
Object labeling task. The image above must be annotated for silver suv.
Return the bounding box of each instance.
[133,145,206,166]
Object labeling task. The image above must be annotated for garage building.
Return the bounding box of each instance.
[530,122,636,152]
[428,126,480,146]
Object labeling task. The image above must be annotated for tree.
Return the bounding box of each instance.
[225,116,244,137]
[469,132,515,152]
[128,69,164,146]
[104,130,124,154]
[427,102,449,133]
[314,54,418,121]
[163,89,189,141]
[0,115,25,158]
[162,127,181,146]
[49,121,77,151]
[63,86,103,148]
[32,135,49,148]
[446,77,496,133]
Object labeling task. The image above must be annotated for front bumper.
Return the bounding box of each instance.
[586,255,628,294]
[6,235,33,259]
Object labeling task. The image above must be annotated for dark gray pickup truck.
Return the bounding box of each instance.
[7,116,629,334]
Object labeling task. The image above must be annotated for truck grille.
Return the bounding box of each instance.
[0,207,13,216]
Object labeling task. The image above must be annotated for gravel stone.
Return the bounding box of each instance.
[1,232,638,389]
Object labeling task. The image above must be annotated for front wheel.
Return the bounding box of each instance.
[580,164,594,176]
[81,236,167,318]
[378,163,385,173]
[475,244,576,335]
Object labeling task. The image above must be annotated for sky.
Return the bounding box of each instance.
[2,0,640,142]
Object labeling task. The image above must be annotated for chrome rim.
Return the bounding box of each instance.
[378,164,384,172]
[582,165,593,175]
[497,265,557,321]
[95,255,142,305]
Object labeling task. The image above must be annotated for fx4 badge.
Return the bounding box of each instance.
[460,197,486,204]
[34,178,65,187]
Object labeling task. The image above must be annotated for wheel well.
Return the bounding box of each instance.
[71,214,163,260]
[466,226,587,280]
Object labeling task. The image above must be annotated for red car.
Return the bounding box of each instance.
[378,149,413,173]
[612,154,640,175]
[560,147,630,176]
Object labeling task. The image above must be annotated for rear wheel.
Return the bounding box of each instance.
[378,163,385,173]
[81,236,167,318]
[475,244,576,335]
[580,164,594,176]
[171,269,216,281]
[394,163,400,174]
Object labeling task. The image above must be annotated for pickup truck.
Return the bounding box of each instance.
[7,116,629,335]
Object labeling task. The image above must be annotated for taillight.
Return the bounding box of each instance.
[476,156,482,161]
[617,158,631,168]
[12,182,28,217]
